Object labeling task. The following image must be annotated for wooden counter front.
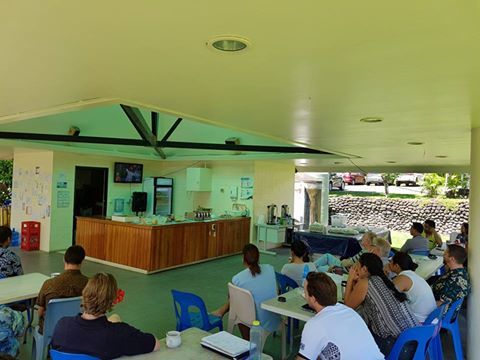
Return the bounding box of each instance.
[75,217,251,273]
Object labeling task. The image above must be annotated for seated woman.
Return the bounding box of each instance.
[213,244,280,338]
[51,273,160,359]
[455,222,468,247]
[0,305,25,357]
[388,252,436,323]
[344,253,418,357]
[281,240,316,286]
[314,232,376,272]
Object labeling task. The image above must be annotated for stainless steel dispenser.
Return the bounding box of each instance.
[267,204,277,224]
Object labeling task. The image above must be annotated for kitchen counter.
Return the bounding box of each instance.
[75,216,251,273]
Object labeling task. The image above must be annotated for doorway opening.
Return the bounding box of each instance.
[73,166,108,244]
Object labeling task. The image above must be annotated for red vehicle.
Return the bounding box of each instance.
[342,172,366,185]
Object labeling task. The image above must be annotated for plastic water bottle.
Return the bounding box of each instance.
[11,228,20,247]
[302,264,310,286]
[249,320,262,360]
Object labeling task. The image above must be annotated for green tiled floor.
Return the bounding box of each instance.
[16,247,294,359]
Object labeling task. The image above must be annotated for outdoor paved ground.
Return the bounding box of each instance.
[344,184,424,196]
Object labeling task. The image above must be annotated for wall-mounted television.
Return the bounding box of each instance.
[114,163,143,183]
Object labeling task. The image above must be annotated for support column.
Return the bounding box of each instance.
[468,128,480,358]
[320,173,330,225]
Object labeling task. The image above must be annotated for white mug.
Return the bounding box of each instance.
[166,331,182,348]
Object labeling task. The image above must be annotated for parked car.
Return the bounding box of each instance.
[342,172,366,185]
[395,173,423,186]
[329,173,345,191]
[365,173,384,185]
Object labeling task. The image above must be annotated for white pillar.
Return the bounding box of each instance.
[320,173,330,225]
[468,128,480,358]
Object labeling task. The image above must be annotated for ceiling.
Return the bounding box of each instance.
[0,1,478,171]
[0,105,343,162]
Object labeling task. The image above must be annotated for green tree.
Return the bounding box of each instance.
[0,160,13,204]
[445,173,469,198]
[422,173,445,197]
[381,173,398,196]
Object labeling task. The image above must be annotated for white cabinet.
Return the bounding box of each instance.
[186,168,212,191]
[256,224,286,244]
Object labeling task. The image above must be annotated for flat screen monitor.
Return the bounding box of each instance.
[114,163,143,183]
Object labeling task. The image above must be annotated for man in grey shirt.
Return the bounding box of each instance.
[400,222,429,253]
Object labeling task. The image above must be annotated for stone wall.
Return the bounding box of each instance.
[329,196,469,234]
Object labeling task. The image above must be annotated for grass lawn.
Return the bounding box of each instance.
[391,231,412,249]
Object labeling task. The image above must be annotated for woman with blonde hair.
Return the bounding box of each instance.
[51,273,160,359]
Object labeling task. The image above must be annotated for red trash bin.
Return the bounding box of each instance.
[21,221,40,251]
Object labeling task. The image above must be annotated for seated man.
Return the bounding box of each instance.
[0,226,23,278]
[314,232,375,272]
[36,245,88,333]
[432,244,470,307]
[399,222,428,254]
[370,237,391,266]
[423,219,443,250]
[51,273,160,358]
[296,272,383,360]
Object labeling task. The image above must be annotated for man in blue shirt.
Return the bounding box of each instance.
[0,227,23,278]
[400,222,428,254]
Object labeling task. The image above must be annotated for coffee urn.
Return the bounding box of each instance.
[267,204,277,224]
[281,204,289,219]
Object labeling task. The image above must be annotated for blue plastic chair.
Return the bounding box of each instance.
[441,298,465,360]
[410,250,430,256]
[32,297,82,360]
[424,304,446,360]
[275,272,299,294]
[386,324,436,360]
[171,289,223,332]
[50,350,99,360]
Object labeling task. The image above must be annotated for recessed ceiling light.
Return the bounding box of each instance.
[386,161,396,163]
[299,160,308,164]
[407,141,424,146]
[435,155,448,158]
[207,36,250,52]
[360,117,383,123]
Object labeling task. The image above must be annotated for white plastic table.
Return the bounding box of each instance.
[118,327,273,359]
[411,254,444,279]
[0,272,49,304]
[261,288,313,360]
[0,272,50,343]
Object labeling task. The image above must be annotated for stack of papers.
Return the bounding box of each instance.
[201,331,250,359]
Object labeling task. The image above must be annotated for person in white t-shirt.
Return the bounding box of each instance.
[296,272,384,360]
[281,240,316,286]
[387,252,436,323]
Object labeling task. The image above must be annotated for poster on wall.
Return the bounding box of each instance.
[57,191,70,208]
[240,176,254,199]
[240,177,254,188]
[240,188,254,200]
[56,182,67,189]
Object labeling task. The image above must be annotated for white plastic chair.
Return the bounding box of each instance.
[31,296,82,360]
[227,282,271,347]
